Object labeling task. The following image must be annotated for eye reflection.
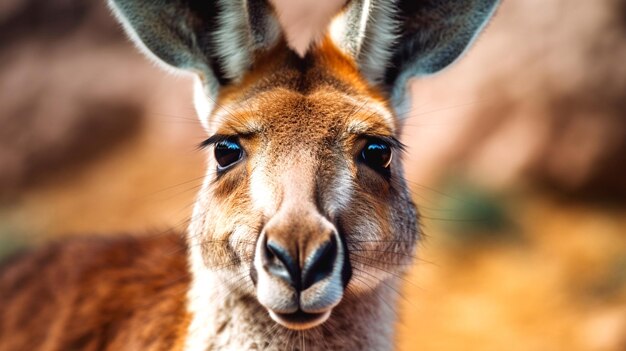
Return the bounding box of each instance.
[214,138,243,170]
[361,140,392,171]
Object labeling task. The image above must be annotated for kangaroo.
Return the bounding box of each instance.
[0,0,499,350]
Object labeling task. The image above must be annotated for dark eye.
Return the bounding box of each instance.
[361,140,392,171]
[214,138,243,170]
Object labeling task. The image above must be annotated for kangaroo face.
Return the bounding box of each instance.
[191,46,418,329]
[109,0,499,336]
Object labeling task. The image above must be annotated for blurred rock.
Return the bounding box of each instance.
[0,0,121,48]
[0,1,149,199]
[405,0,626,200]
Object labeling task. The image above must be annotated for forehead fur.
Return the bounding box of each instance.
[211,38,397,135]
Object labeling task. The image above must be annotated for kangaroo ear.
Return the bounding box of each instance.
[331,0,499,109]
[108,0,281,97]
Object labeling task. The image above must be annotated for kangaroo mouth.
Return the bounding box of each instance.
[269,309,331,330]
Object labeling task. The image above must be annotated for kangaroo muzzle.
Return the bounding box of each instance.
[253,207,347,330]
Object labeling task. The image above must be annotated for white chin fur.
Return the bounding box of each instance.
[268,310,332,330]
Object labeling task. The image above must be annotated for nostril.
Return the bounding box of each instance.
[265,240,300,289]
[301,236,338,291]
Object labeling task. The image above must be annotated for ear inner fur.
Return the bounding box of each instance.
[329,0,500,109]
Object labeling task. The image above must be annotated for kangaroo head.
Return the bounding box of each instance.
[109,0,498,331]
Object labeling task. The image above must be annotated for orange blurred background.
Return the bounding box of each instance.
[0,0,625,350]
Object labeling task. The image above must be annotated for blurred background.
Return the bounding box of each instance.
[1,0,625,350]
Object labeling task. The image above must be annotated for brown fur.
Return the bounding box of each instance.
[0,40,417,351]
[0,40,418,351]
[0,0,502,351]
[0,0,500,345]
[0,233,190,351]
[181,40,418,349]
[193,40,417,283]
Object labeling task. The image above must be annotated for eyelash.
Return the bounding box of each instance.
[363,135,404,152]
[199,134,404,153]
[199,134,234,149]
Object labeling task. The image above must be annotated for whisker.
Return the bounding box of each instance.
[347,239,416,244]
[350,275,398,313]
[352,266,418,308]
[397,98,492,121]
[142,175,207,198]
[419,215,490,223]
[348,252,416,267]
[349,249,437,266]
[400,177,464,203]
[152,111,201,122]
[352,260,421,289]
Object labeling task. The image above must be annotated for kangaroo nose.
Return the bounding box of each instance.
[264,235,338,291]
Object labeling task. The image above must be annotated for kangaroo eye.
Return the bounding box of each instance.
[361,140,392,171]
[215,138,243,170]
